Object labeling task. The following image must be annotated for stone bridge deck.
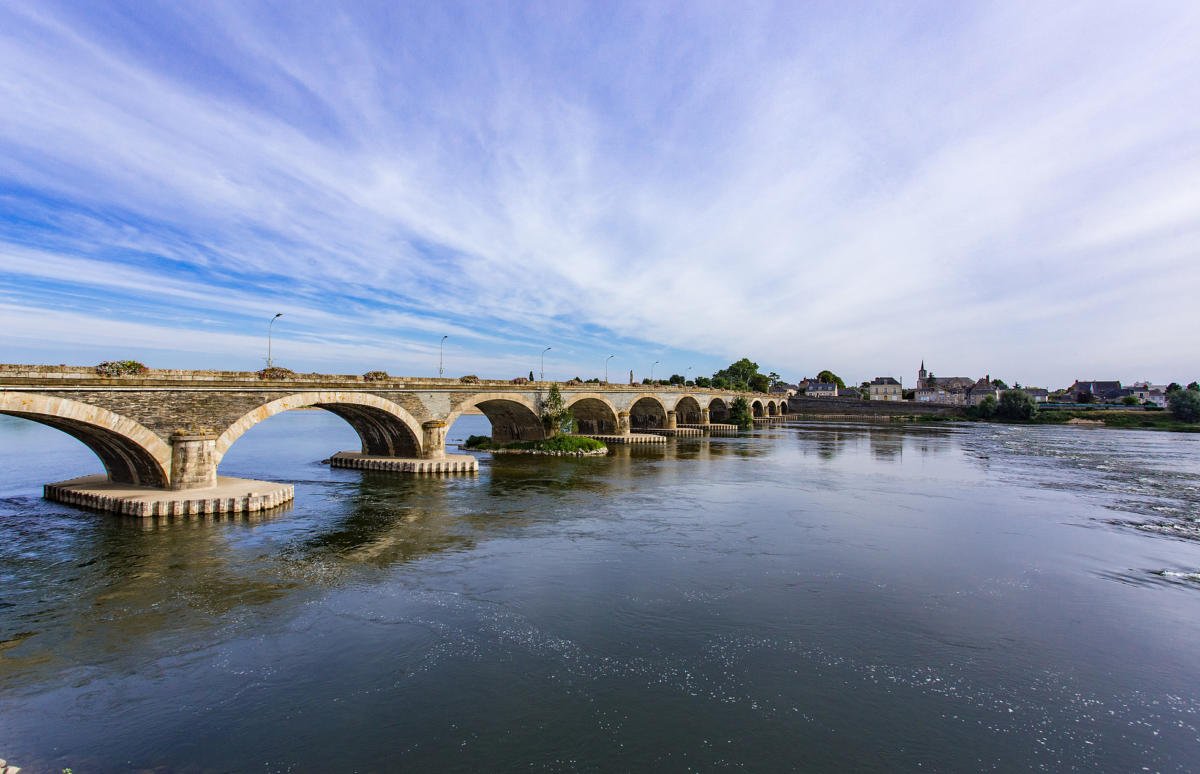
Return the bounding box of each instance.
[1,364,789,516]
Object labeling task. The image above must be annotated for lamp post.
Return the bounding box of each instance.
[439,335,447,377]
[267,313,283,368]
[541,346,551,382]
[651,360,660,382]
[686,366,693,384]
[605,354,615,384]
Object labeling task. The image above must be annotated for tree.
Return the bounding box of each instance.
[529,370,535,382]
[977,394,998,419]
[539,384,575,436]
[1077,390,1096,404]
[713,358,760,391]
[694,376,712,388]
[1188,382,1199,392]
[991,378,1009,390]
[668,374,685,385]
[711,376,731,390]
[1121,395,1140,406]
[817,370,846,388]
[925,372,936,388]
[729,396,753,430]
[1168,389,1200,423]
[748,373,771,393]
[997,389,1037,420]
[1167,382,1182,394]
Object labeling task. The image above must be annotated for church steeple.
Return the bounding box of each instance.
[918,359,927,386]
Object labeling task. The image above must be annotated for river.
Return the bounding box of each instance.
[2,412,1199,771]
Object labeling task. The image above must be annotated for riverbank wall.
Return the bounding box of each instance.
[785,396,964,419]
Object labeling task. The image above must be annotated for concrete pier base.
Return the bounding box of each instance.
[578,433,667,445]
[678,422,740,435]
[45,474,294,518]
[329,451,478,474]
[644,427,704,438]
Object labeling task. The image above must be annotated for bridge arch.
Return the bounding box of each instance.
[566,393,619,434]
[629,394,668,430]
[767,400,778,417]
[214,392,424,464]
[707,397,730,423]
[674,396,703,424]
[751,399,765,418]
[0,392,171,486]
[446,392,546,443]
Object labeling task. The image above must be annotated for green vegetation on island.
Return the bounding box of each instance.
[462,434,608,454]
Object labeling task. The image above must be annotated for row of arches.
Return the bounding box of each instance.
[0,390,789,488]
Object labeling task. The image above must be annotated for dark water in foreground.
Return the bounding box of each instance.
[2,413,1200,772]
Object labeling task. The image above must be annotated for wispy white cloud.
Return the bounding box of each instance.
[0,0,1197,386]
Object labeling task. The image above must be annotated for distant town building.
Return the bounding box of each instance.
[1066,380,1125,402]
[917,360,974,391]
[869,376,903,401]
[1129,382,1169,407]
[807,382,839,398]
[965,375,1000,407]
[1023,388,1050,403]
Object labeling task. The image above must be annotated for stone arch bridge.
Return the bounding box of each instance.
[0,365,788,516]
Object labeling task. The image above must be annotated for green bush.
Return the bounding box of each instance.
[95,360,147,377]
[505,436,607,453]
[462,435,494,449]
[729,396,753,430]
[1168,389,1200,423]
[997,389,1037,420]
[1121,395,1140,406]
[976,395,998,419]
[539,384,575,436]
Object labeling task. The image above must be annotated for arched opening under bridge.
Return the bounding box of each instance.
[567,396,619,435]
[675,396,702,424]
[215,392,425,469]
[630,396,668,430]
[0,393,171,487]
[446,393,546,446]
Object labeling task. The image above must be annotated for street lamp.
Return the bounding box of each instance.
[651,360,660,382]
[686,366,693,384]
[541,346,551,381]
[439,335,448,377]
[267,313,283,368]
[605,354,615,384]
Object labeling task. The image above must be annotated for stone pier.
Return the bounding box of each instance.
[45,474,294,518]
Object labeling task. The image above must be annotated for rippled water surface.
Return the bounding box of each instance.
[2,413,1200,771]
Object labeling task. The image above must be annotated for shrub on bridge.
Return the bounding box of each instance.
[459,374,481,384]
[362,370,390,381]
[95,360,147,377]
[257,366,296,380]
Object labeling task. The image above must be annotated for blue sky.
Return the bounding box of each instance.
[1,1,1197,388]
